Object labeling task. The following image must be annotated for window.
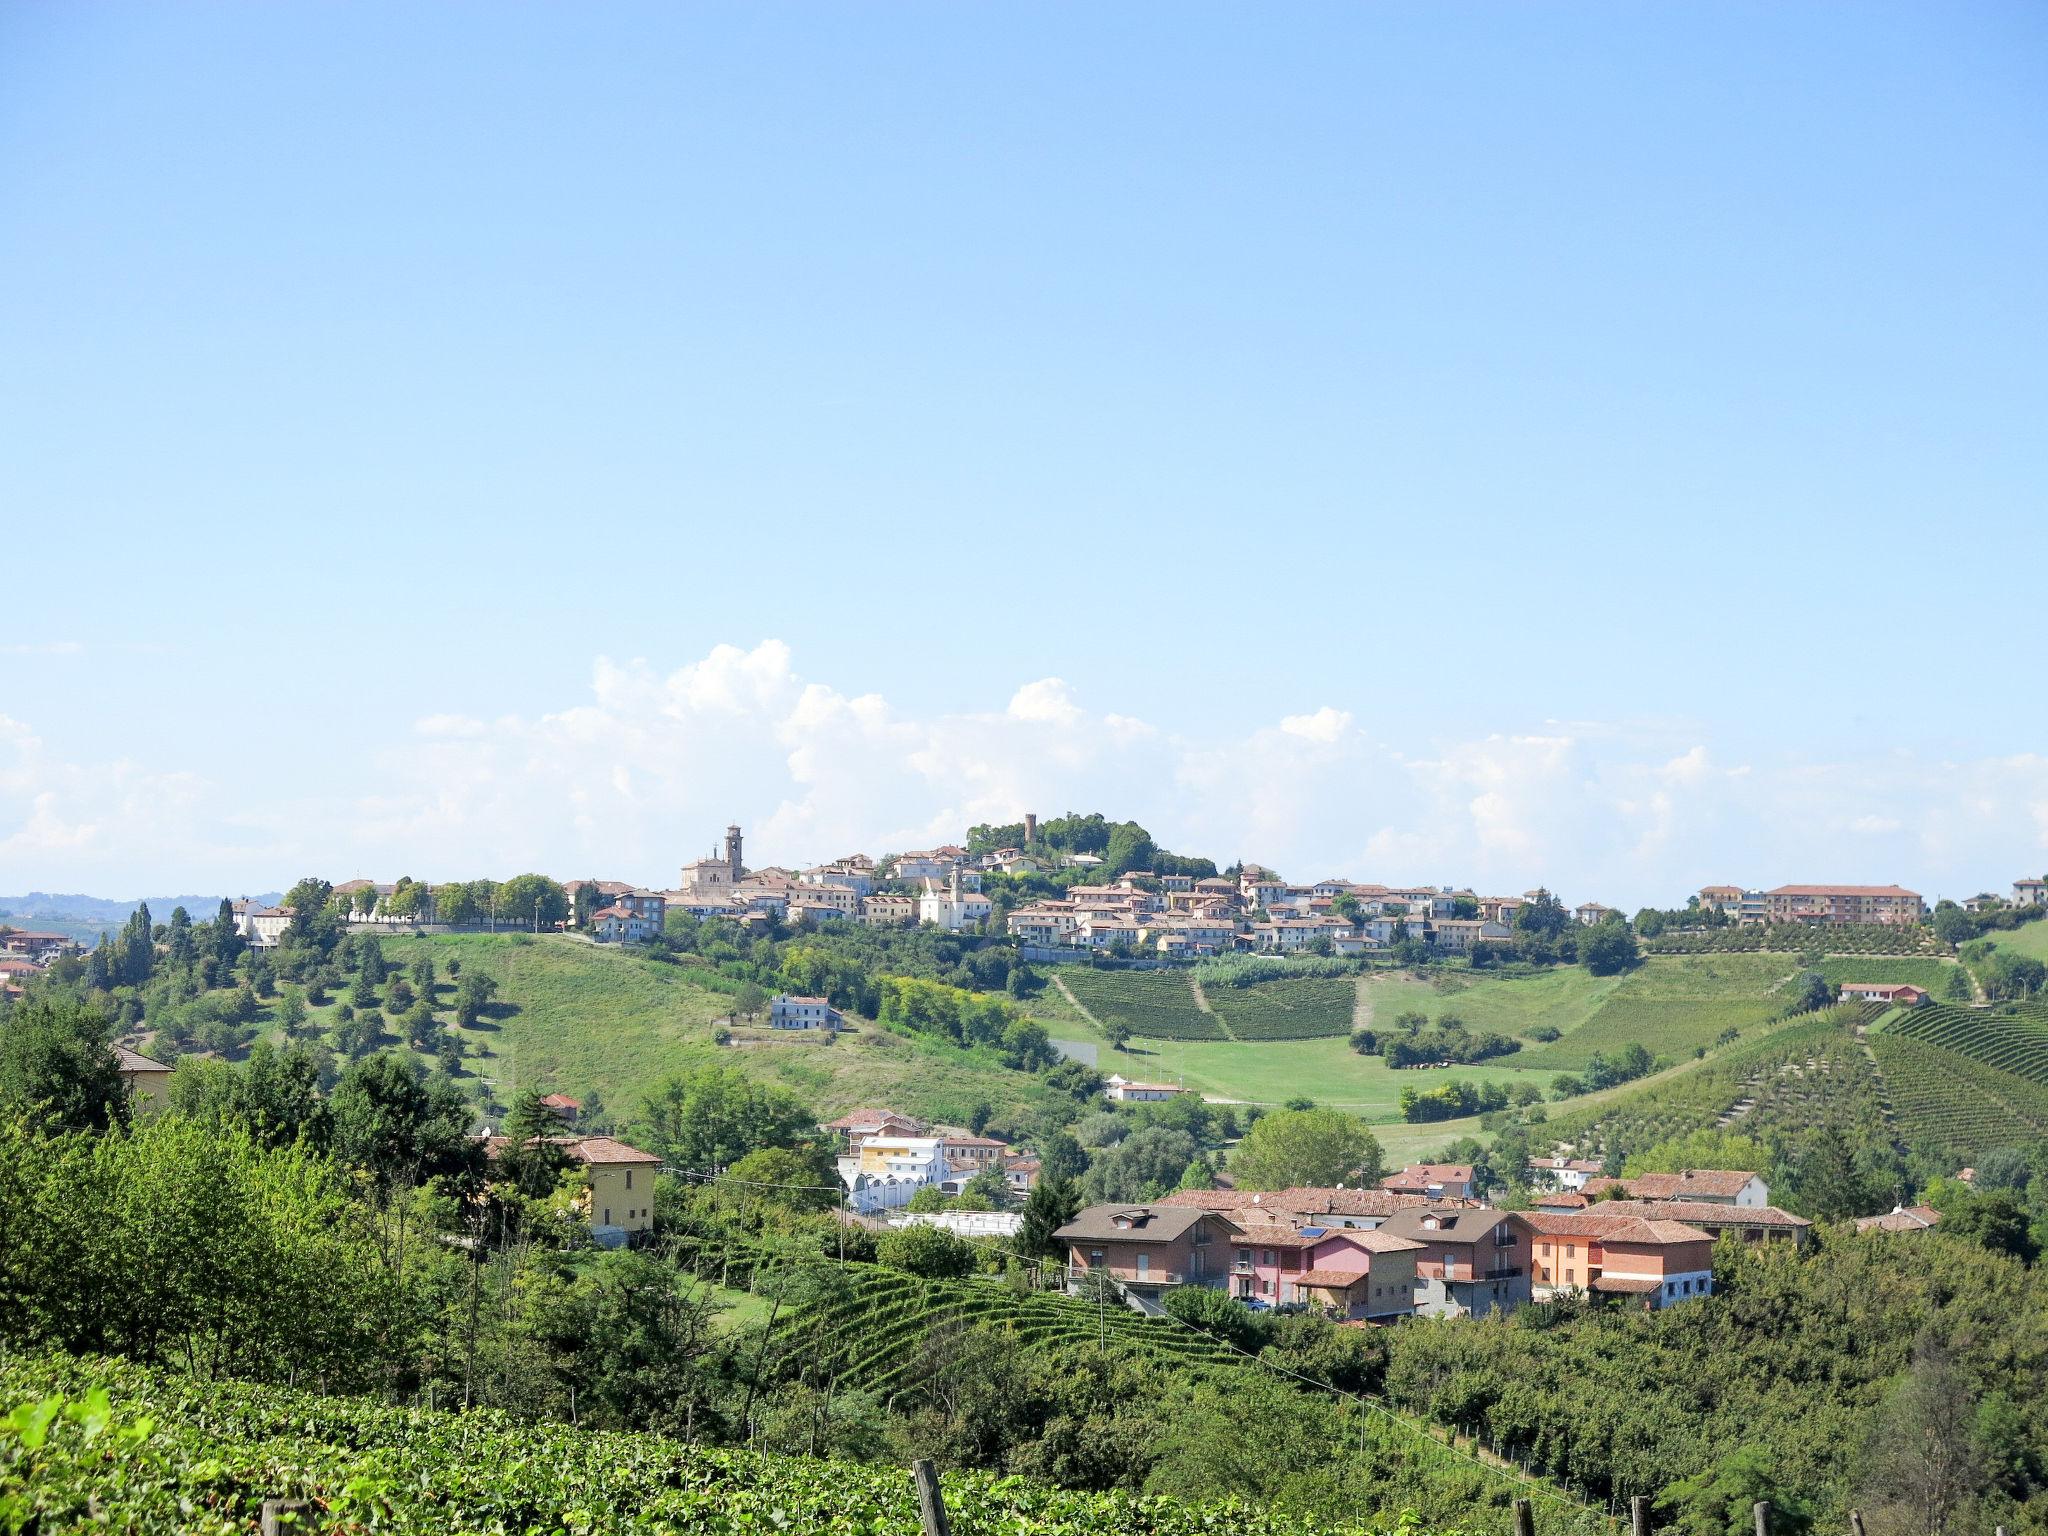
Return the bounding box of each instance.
[1565,1269,1574,1283]
[1136,1253,1149,1277]
[625,1169,634,1190]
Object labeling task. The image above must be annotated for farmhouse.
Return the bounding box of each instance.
[1104,1074,1183,1103]
[768,994,843,1031]
[1585,1168,1771,1207]
[1839,982,1928,1006]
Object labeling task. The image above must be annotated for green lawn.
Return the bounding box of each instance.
[307,934,1053,1131]
[1987,919,2048,965]
[1358,965,1624,1040]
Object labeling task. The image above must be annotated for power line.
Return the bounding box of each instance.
[669,1163,1603,1519]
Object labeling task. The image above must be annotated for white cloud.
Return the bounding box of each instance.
[1279,707,1353,745]
[4,644,2048,905]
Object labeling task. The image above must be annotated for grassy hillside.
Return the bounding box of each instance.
[1516,954,1791,1069]
[294,933,1053,1130]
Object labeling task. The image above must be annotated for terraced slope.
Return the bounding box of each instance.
[780,1266,1241,1400]
[1868,1032,2048,1159]
[1884,1003,2048,1085]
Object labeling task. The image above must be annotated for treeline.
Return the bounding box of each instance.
[1352,1011,1521,1069]
[963,811,1218,882]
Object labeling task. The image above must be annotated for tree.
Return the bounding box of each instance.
[0,997,131,1134]
[733,982,769,1023]
[1163,1284,1270,1351]
[727,1144,841,1211]
[905,1184,950,1213]
[454,969,498,1027]
[497,873,570,930]
[1580,920,1640,976]
[1228,1107,1383,1191]
[498,1088,573,1199]
[1789,970,1837,1014]
[277,983,309,1036]
[1080,1126,1199,1202]
[1624,1130,1770,1176]
[640,1065,817,1170]
[1016,1175,1081,1259]
[1937,1189,2041,1263]
[1037,1129,1088,1185]
[1661,1443,1812,1536]
[328,1051,480,1197]
[877,1222,976,1279]
[1854,1348,1987,1536]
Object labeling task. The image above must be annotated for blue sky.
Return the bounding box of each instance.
[2,3,2045,903]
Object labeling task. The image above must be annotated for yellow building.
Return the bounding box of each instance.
[114,1044,172,1114]
[568,1138,663,1234]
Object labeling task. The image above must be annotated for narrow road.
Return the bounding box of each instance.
[1052,973,1101,1028]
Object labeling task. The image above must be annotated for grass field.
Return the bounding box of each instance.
[291,934,1054,1131]
[1357,965,1624,1041]
[1984,920,2048,965]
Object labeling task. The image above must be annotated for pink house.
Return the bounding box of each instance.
[1227,1222,1423,1321]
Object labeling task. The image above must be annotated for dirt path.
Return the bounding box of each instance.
[1352,973,1375,1033]
[1187,974,1239,1040]
[1052,973,1101,1028]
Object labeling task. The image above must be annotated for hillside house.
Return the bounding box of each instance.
[0,931,71,962]
[114,1044,172,1113]
[768,994,844,1031]
[1527,1156,1604,1193]
[1839,982,1928,1006]
[483,1134,662,1240]
[1377,1207,1531,1318]
[1382,1163,1480,1200]
[590,903,662,943]
[1427,918,1514,954]
[539,1093,582,1125]
[1855,1204,1942,1233]
[1586,1169,1770,1207]
[1226,1222,1423,1319]
[2014,878,2047,907]
[1054,1204,1239,1312]
[1105,1074,1183,1103]
[837,1135,953,1214]
[1524,1212,1716,1308]
[858,894,916,927]
[231,902,293,948]
[1573,902,1617,926]
[823,1107,923,1148]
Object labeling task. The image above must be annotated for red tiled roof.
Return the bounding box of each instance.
[1765,884,1920,898]
[1611,1169,1760,1200]
[1296,1267,1370,1289]
[1589,1199,1810,1229]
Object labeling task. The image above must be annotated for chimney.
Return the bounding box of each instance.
[1024,811,1038,847]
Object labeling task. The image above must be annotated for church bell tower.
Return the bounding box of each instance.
[725,824,744,882]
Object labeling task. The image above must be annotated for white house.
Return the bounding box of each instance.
[232,901,293,949]
[918,872,993,932]
[769,993,843,1031]
[1105,1073,1183,1103]
[838,1135,953,1214]
[1573,902,1617,926]
[2015,878,2048,907]
[590,904,662,943]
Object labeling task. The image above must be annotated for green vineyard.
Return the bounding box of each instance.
[0,1352,1416,1536]
[778,1265,1242,1400]
[1883,1003,2048,1086]
[1062,969,1225,1040]
[1541,1010,1886,1162]
[1867,1032,2048,1160]
[1205,975,1355,1040]
[1646,923,1945,957]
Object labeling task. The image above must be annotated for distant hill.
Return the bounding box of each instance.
[0,891,284,946]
